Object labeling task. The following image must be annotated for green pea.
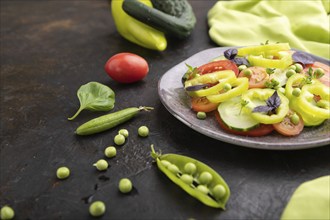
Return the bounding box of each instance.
[290,113,300,125]
[56,166,70,180]
[288,65,296,71]
[238,65,247,71]
[223,83,232,92]
[294,63,303,73]
[286,69,296,78]
[0,206,15,220]
[114,134,125,145]
[314,68,325,78]
[243,69,252,77]
[167,164,180,175]
[184,162,197,175]
[138,126,149,137]
[198,171,213,185]
[93,159,108,171]
[104,146,116,158]
[160,160,171,168]
[196,112,206,120]
[196,185,209,195]
[212,184,226,200]
[89,201,106,217]
[292,88,301,97]
[180,174,194,185]
[119,178,133,193]
[118,129,129,138]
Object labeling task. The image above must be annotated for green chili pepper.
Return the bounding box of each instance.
[150,145,230,209]
[111,0,167,51]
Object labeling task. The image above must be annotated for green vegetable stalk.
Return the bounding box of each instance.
[68,82,115,120]
[111,0,167,51]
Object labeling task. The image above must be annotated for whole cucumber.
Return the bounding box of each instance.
[75,106,153,135]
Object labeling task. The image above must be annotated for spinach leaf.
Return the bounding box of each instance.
[68,81,115,120]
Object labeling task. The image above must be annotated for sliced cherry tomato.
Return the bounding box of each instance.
[197,60,239,76]
[305,62,330,87]
[273,110,304,136]
[238,66,269,88]
[104,53,149,83]
[215,111,274,137]
[191,97,218,112]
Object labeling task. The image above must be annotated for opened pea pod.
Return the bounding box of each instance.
[150,145,230,209]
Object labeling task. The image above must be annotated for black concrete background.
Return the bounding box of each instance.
[1,0,329,219]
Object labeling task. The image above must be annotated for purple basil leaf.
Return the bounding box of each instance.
[233,57,250,66]
[266,91,281,108]
[185,84,209,91]
[253,105,274,113]
[224,48,238,60]
[292,51,315,66]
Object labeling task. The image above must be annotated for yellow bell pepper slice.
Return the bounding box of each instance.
[207,77,249,103]
[184,70,236,97]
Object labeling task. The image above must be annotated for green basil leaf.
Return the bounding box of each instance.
[68,81,115,120]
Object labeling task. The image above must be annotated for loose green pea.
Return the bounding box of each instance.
[243,69,252,77]
[212,184,226,200]
[180,174,194,185]
[286,69,296,78]
[198,171,213,185]
[104,146,116,158]
[196,112,206,120]
[0,205,15,220]
[118,129,129,138]
[160,160,171,168]
[93,159,108,171]
[119,178,133,193]
[138,126,149,137]
[89,201,106,217]
[290,113,300,125]
[184,162,197,175]
[294,63,303,73]
[114,134,125,145]
[56,166,70,179]
[167,164,180,175]
[292,88,301,97]
[238,65,247,71]
[196,185,209,195]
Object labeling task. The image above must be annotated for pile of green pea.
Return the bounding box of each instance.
[54,125,149,217]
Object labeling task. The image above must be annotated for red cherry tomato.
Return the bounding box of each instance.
[104,53,149,83]
[197,60,239,76]
[273,110,304,136]
[191,97,218,113]
[238,66,269,89]
[305,62,330,87]
[215,111,274,137]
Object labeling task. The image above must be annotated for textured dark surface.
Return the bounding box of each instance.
[1,0,329,219]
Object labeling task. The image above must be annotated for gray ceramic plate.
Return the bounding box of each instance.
[158,47,330,150]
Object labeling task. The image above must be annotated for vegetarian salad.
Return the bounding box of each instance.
[182,43,330,137]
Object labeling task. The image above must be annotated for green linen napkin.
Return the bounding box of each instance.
[208,0,330,59]
[280,175,330,220]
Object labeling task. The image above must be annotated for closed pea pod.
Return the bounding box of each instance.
[75,106,153,135]
[150,145,230,209]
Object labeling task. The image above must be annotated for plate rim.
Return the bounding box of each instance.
[158,46,330,150]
